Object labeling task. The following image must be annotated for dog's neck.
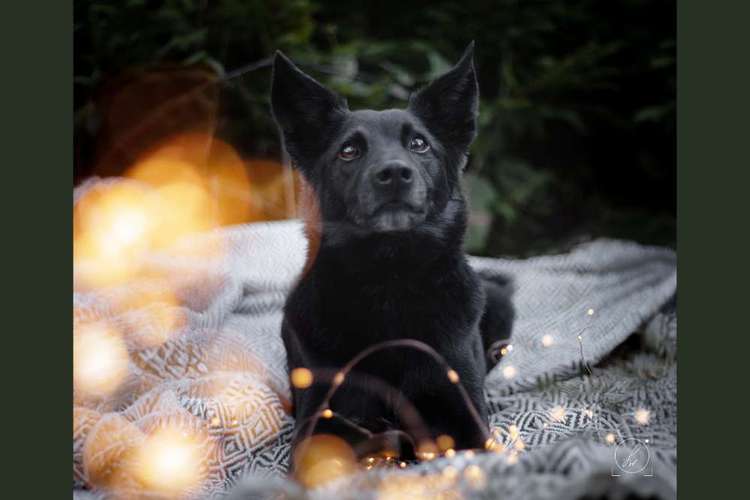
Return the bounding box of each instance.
[301,202,468,281]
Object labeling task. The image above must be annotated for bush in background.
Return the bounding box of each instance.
[75,0,675,256]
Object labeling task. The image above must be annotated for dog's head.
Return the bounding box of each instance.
[271,43,478,241]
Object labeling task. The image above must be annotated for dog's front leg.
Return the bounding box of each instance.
[407,342,490,450]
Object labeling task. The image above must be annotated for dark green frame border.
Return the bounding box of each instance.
[678,1,750,496]
[3,2,72,495]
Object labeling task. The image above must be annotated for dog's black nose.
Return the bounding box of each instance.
[372,161,415,188]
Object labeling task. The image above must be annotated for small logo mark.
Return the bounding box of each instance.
[613,438,652,476]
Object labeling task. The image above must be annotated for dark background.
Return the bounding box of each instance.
[74,0,675,257]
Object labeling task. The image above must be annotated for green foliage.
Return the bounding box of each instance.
[75,0,675,256]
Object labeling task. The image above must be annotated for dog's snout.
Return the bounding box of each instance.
[372,161,415,188]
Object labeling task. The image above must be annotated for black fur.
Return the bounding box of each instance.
[270,43,514,464]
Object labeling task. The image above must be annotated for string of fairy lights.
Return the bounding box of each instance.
[288,304,655,491]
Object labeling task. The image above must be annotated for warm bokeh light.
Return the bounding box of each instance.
[502,365,517,379]
[295,434,357,488]
[463,464,486,490]
[73,323,129,398]
[436,434,455,452]
[127,132,249,227]
[133,427,206,495]
[76,132,295,287]
[549,405,566,422]
[442,465,458,481]
[291,367,314,389]
[634,408,651,425]
[508,425,519,440]
[74,183,155,286]
[377,471,458,500]
[541,334,554,347]
[416,440,438,461]
[115,287,185,348]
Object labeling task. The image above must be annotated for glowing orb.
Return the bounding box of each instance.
[502,365,517,379]
[290,367,313,389]
[464,464,486,490]
[295,434,357,488]
[634,408,651,425]
[133,428,205,494]
[549,405,566,422]
[442,465,458,480]
[541,334,554,347]
[436,434,455,451]
[73,323,129,398]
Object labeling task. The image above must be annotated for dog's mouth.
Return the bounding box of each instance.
[368,201,426,232]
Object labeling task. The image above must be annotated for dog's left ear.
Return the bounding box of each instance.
[271,51,348,169]
[408,42,479,159]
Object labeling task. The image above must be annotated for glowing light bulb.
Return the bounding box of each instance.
[508,425,519,439]
[541,334,554,347]
[447,369,460,383]
[73,323,129,398]
[134,428,205,494]
[291,368,313,389]
[502,365,517,379]
[443,466,458,480]
[605,433,616,444]
[464,465,486,490]
[634,408,651,425]
[549,406,566,422]
[295,435,356,488]
[436,434,455,451]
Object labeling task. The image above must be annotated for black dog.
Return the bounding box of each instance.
[270,43,513,465]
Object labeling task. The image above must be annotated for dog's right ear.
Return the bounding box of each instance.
[271,51,348,168]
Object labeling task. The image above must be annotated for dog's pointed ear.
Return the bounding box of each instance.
[408,42,479,158]
[271,51,348,167]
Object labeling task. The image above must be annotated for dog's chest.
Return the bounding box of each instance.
[311,268,479,355]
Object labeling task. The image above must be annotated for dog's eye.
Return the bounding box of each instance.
[338,143,361,161]
[408,136,430,154]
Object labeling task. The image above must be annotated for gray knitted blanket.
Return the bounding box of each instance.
[73,216,676,499]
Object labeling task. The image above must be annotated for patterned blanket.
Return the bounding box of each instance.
[73,196,676,499]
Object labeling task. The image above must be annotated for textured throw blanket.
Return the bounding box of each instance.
[73,189,676,499]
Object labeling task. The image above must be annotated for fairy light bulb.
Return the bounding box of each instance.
[291,367,314,389]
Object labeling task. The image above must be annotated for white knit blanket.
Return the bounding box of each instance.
[73,205,676,499]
